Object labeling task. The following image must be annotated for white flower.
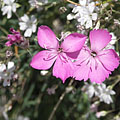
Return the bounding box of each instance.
[19,14,37,37]
[0,61,15,87]
[67,0,98,29]
[83,82,115,104]
[1,0,17,19]
[98,84,116,104]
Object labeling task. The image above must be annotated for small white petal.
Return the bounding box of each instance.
[40,70,49,76]
[94,21,100,29]
[31,15,37,23]
[110,90,116,95]
[85,19,92,29]
[88,2,95,13]
[79,0,87,6]
[19,22,27,30]
[32,24,36,33]
[0,64,6,73]
[78,17,86,25]
[92,13,97,21]
[72,6,81,13]
[7,62,14,69]
[3,0,11,4]
[21,14,29,22]
[24,28,32,37]
[1,6,9,15]
[67,14,74,20]
[7,8,12,19]
[12,3,16,12]
[10,0,15,3]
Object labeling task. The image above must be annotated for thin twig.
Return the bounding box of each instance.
[27,49,32,57]
[48,78,74,120]
[65,0,81,6]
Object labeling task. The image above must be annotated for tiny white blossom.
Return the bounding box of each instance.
[98,84,115,104]
[67,0,98,29]
[83,82,115,104]
[1,0,17,19]
[0,61,15,87]
[19,14,37,37]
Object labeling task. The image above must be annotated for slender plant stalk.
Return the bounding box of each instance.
[65,0,81,6]
[48,79,74,120]
[15,46,19,58]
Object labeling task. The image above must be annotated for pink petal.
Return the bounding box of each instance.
[73,46,91,81]
[30,50,57,70]
[52,56,73,83]
[73,62,91,81]
[76,46,91,62]
[97,49,119,71]
[5,41,12,46]
[61,33,87,52]
[90,29,112,52]
[37,25,59,49]
[66,50,80,59]
[89,58,111,83]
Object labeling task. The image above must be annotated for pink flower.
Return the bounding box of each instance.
[5,28,23,46]
[73,29,120,83]
[6,28,29,49]
[30,25,86,83]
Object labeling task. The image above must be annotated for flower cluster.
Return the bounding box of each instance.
[1,0,17,19]
[83,82,115,104]
[67,0,98,29]
[19,14,37,37]
[5,28,29,49]
[0,61,15,87]
[30,25,120,83]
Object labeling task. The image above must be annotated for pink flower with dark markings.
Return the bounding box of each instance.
[5,28,23,46]
[30,25,86,83]
[73,29,120,83]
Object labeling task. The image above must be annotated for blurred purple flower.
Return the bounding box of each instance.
[6,28,23,46]
[6,28,29,49]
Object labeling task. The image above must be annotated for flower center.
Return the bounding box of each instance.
[91,51,97,57]
[57,48,63,53]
